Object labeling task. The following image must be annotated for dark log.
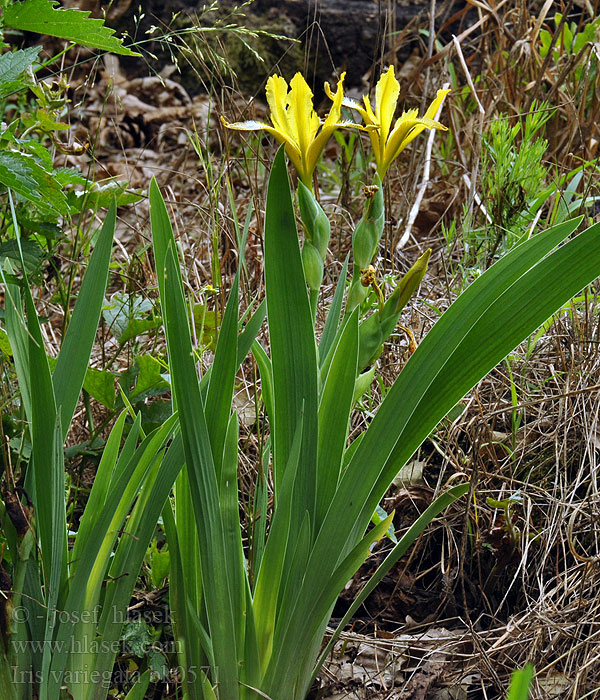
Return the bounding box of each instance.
[98,1,472,95]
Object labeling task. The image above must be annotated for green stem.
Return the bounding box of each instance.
[309,288,318,323]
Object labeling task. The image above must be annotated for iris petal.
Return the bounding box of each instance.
[287,73,320,164]
[225,71,361,187]
[266,75,291,134]
[322,72,346,130]
[381,116,447,176]
[374,66,400,144]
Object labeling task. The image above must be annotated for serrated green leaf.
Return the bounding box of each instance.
[34,108,69,131]
[192,304,220,350]
[0,237,44,273]
[3,0,140,57]
[17,215,61,240]
[122,619,152,657]
[0,151,68,215]
[0,47,40,95]
[53,167,87,188]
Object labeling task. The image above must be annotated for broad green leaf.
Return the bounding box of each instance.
[193,303,220,350]
[82,366,116,409]
[264,513,393,694]
[103,292,153,340]
[251,340,274,423]
[266,216,598,696]
[161,500,202,700]
[68,179,143,212]
[91,434,184,700]
[162,245,240,699]
[3,0,140,56]
[130,354,168,399]
[0,328,11,356]
[48,417,177,699]
[53,202,115,439]
[206,273,239,477]
[330,217,585,558]
[319,255,349,365]
[72,411,128,564]
[123,670,150,700]
[315,308,358,527]
[253,416,304,669]
[119,316,162,344]
[219,412,247,679]
[264,147,318,519]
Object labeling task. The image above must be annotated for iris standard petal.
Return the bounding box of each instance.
[287,73,320,161]
[322,72,346,130]
[374,66,400,143]
[424,88,452,120]
[266,74,291,134]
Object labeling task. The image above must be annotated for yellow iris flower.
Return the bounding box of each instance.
[222,72,352,187]
[331,66,450,179]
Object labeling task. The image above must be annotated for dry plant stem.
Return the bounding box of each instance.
[397,82,450,251]
[462,173,492,224]
[526,0,574,110]
[452,34,486,226]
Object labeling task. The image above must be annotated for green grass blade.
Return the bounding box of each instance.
[162,501,202,700]
[53,202,115,440]
[506,665,534,700]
